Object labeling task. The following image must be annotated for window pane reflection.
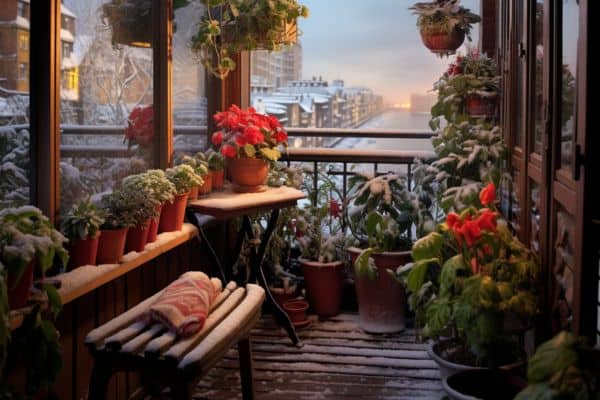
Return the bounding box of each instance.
[560,0,578,169]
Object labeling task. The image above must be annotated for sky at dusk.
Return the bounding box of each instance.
[297,0,480,105]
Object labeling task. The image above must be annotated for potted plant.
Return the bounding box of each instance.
[193,152,213,195]
[295,190,346,318]
[101,0,190,48]
[178,154,209,200]
[410,0,481,56]
[399,184,538,396]
[211,105,288,192]
[345,173,430,333]
[119,184,160,253]
[122,169,177,243]
[514,331,600,400]
[0,207,68,309]
[61,199,105,270]
[97,190,138,264]
[206,149,225,190]
[191,0,309,79]
[160,164,202,232]
[430,50,500,127]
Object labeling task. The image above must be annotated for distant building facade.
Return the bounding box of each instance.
[251,43,302,94]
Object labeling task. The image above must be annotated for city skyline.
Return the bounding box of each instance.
[298,0,480,106]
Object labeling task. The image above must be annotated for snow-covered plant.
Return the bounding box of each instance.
[430,49,500,129]
[296,202,345,264]
[424,122,506,212]
[0,127,29,209]
[60,199,106,241]
[165,164,203,195]
[121,169,177,206]
[178,154,209,179]
[346,173,417,253]
[206,149,225,172]
[410,0,480,40]
[100,189,156,229]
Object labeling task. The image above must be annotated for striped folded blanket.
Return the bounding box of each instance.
[143,271,222,337]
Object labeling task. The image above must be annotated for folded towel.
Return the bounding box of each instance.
[143,271,222,337]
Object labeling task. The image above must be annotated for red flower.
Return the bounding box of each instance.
[211,131,223,146]
[459,217,482,247]
[476,209,497,232]
[446,212,460,229]
[221,144,237,158]
[274,130,288,144]
[329,199,342,218]
[235,133,248,147]
[243,125,264,145]
[479,183,496,206]
[470,257,480,274]
[124,105,153,147]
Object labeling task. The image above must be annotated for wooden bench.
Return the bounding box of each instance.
[85,282,265,399]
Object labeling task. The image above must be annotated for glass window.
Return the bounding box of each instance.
[0,22,30,208]
[560,0,578,169]
[250,0,480,151]
[514,1,524,148]
[59,0,155,212]
[19,33,29,51]
[17,1,26,18]
[172,1,207,159]
[532,0,544,154]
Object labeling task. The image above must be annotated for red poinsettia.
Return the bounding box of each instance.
[211,105,288,160]
[124,105,153,147]
[329,199,342,218]
[479,183,496,206]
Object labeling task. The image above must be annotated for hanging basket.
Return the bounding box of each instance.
[419,28,465,55]
[465,93,498,118]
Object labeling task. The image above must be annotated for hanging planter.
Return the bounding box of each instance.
[410,0,481,57]
[465,92,498,118]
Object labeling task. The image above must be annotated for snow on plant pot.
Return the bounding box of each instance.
[122,169,177,243]
[177,154,209,199]
[410,0,481,56]
[190,0,309,79]
[206,149,225,190]
[61,199,105,270]
[161,164,202,232]
[396,184,538,391]
[296,197,346,319]
[0,206,68,309]
[345,173,433,333]
[97,190,141,264]
[211,105,288,192]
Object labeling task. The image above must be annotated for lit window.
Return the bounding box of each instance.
[19,34,28,51]
[18,63,28,80]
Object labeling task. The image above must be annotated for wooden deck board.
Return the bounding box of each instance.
[193,313,443,399]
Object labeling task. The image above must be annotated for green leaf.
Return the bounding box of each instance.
[242,144,256,157]
[411,232,443,261]
[439,254,468,297]
[425,299,452,335]
[527,331,578,383]
[44,284,63,319]
[406,258,439,293]
[365,212,383,238]
[513,384,561,400]
[354,248,378,280]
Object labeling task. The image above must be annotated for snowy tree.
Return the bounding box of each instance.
[0,127,29,208]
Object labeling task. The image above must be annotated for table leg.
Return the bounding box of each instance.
[243,212,301,346]
[185,210,227,284]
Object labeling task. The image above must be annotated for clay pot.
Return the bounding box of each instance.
[348,247,410,333]
[443,369,527,400]
[212,169,225,189]
[199,173,213,195]
[188,185,199,201]
[283,299,309,324]
[466,93,498,118]
[97,227,129,264]
[67,233,100,270]
[228,157,268,192]
[420,28,465,54]
[270,285,298,308]
[300,259,344,318]
[125,220,151,253]
[8,259,35,309]
[159,192,189,233]
[146,204,163,243]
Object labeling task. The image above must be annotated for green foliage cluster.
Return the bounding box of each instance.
[165,164,204,195]
[191,0,309,78]
[121,169,177,206]
[410,0,481,39]
[206,149,225,171]
[178,154,210,179]
[100,188,157,229]
[60,199,106,241]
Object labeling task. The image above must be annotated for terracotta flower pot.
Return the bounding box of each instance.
[125,220,151,253]
[228,157,268,193]
[67,233,100,270]
[199,173,213,195]
[212,169,225,190]
[97,227,129,264]
[159,192,189,233]
[300,259,344,318]
[466,93,498,118]
[146,204,163,244]
[348,247,409,333]
[188,185,199,201]
[283,299,309,324]
[270,285,298,308]
[420,28,465,54]
[8,259,35,310]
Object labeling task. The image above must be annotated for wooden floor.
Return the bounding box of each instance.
[193,313,444,400]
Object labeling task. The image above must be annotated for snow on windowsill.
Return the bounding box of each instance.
[57,223,198,305]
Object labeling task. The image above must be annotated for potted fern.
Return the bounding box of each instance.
[61,199,105,270]
[161,164,202,232]
[410,0,480,56]
[345,173,429,333]
[191,0,309,79]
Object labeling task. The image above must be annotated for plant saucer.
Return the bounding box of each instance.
[292,319,311,329]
